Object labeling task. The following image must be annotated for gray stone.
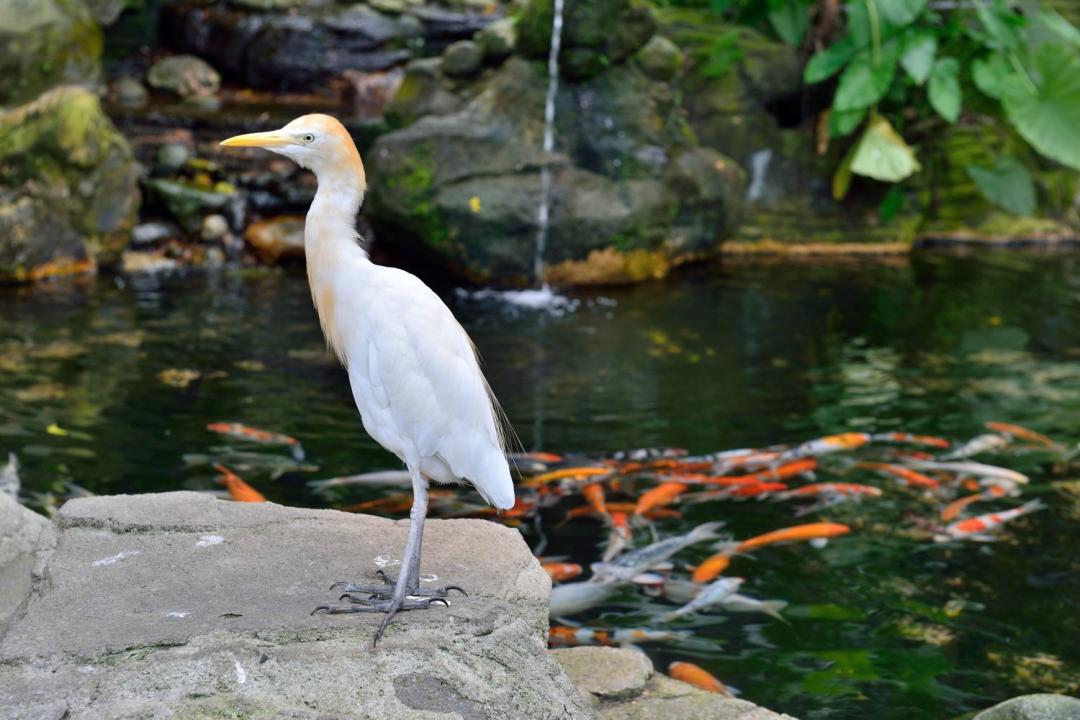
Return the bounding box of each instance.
[553,647,653,701]
[154,143,191,174]
[0,492,589,720]
[200,214,229,242]
[634,35,682,81]
[973,694,1080,720]
[85,0,126,25]
[599,674,797,720]
[147,178,234,233]
[110,76,148,106]
[130,222,180,246]
[0,494,46,630]
[442,40,483,78]
[476,17,516,61]
[147,54,222,97]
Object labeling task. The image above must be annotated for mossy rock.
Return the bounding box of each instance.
[0,86,140,281]
[0,0,103,106]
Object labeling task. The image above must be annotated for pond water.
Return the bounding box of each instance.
[2,252,1079,718]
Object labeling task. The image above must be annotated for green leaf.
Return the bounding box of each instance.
[928,56,961,123]
[845,0,871,48]
[701,32,745,78]
[1000,44,1080,171]
[834,41,900,112]
[975,0,1024,51]
[966,156,1036,216]
[805,37,857,83]
[850,115,921,182]
[768,0,809,46]
[1035,10,1080,47]
[900,30,936,85]
[830,106,867,138]
[876,0,927,26]
[879,185,905,222]
[833,140,859,200]
[972,54,1011,99]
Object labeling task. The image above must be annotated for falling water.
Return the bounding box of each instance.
[533,0,565,284]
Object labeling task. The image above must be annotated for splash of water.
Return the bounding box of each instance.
[534,0,565,285]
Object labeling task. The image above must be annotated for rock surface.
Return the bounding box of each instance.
[973,694,1080,720]
[552,646,799,720]
[147,55,222,97]
[0,86,140,281]
[0,492,589,719]
[0,494,46,630]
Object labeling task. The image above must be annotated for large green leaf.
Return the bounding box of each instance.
[830,106,867,138]
[966,156,1036,216]
[928,56,961,122]
[805,37,858,83]
[1035,10,1080,47]
[974,0,1025,51]
[900,30,937,85]
[845,0,872,48]
[1000,44,1080,171]
[768,0,809,46]
[876,0,927,26]
[972,54,1011,99]
[834,41,900,112]
[833,140,858,200]
[850,115,921,182]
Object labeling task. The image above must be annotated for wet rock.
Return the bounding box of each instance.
[120,250,180,274]
[109,76,148,106]
[0,86,140,282]
[147,178,234,233]
[554,647,653,701]
[154,142,191,174]
[384,58,471,128]
[442,40,483,78]
[973,695,1080,720]
[147,54,222,97]
[634,35,682,81]
[518,0,656,80]
[0,492,589,720]
[200,214,229,242]
[84,0,125,25]
[409,5,494,40]
[0,494,47,630]
[476,17,516,61]
[342,67,405,119]
[245,215,305,263]
[130,221,180,246]
[0,0,102,106]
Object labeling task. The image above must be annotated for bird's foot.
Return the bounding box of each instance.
[328,570,467,601]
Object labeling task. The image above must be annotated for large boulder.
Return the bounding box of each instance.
[0,86,140,281]
[0,0,103,106]
[972,694,1080,720]
[0,492,590,719]
[370,57,744,284]
[0,494,46,630]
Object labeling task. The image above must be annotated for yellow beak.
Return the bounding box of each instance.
[219,130,295,148]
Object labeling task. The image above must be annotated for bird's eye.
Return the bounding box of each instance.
[302,134,315,143]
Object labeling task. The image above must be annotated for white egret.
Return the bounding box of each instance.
[221,115,515,644]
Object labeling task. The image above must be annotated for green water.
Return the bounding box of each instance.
[2,253,1079,718]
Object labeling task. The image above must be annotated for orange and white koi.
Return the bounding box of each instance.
[778,432,870,462]
[940,485,1018,522]
[214,463,267,503]
[858,462,941,491]
[582,482,608,516]
[207,422,305,461]
[611,447,688,461]
[706,459,817,487]
[668,662,735,697]
[634,482,689,515]
[524,466,612,487]
[871,432,951,449]
[985,422,1057,448]
[775,482,882,499]
[549,626,691,647]
[602,511,633,561]
[717,593,788,621]
[542,562,584,582]
[936,499,1046,542]
[734,522,850,553]
[726,481,788,499]
[939,433,1010,460]
[692,551,732,583]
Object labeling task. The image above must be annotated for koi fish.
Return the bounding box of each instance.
[543,562,584,583]
[206,422,305,461]
[602,511,633,562]
[858,462,941,491]
[668,662,735,697]
[984,422,1056,448]
[726,481,789,500]
[183,451,318,479]
[939,433,1010,460]
[717,593,788,621]
[214,463,267,503]
[593,521,726,581]
[775,482,882,499]
[524,467,612,487]
[778,432,870,462]
[704,459,817,487]
[633,575,702,604]
[940,485,1018,521]
[936,499,1046,542]
[1,452,18,498]
[307,469,412,491]
[692,551,732,583]
[713,450,785,474]
[549,579,621,617]
[905,460,1028,485]
[582,482,609,517]
[635,482,689,515]
[661,576,745,621]
[611,447,688,461]
[507,451,565,473]
[734,522,850,553]
[548,626,691,646]
[870,432,951,449]
[565,503,682,522]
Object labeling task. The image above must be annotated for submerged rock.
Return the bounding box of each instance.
[0,86,140,282]
[0,0,102,106]
[147,54,222,97]
[0,492,589,719]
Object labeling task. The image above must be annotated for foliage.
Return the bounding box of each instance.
[692,0,1080,217]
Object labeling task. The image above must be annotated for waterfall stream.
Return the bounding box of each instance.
[533,0,565,285]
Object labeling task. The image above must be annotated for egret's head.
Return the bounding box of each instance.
[220,114,365,187]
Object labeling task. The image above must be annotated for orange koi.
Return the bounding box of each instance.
[586,502,682,519]
[213,463,267,503]
[668,661,734,697]
[938,500,1045,541]
[582,482,608,517]
[871,432,951,449]
[550,626,689,647]
[542,562,583,582]
[859,462,941,490]
[727,481,788,499]
[340,494,413,513]
[777,482,882,498]
[751,458,818,482]
[602,511,633,561]
[207,422,304,460]
[692,552,731,583]
[778,432,870,461]
[735,522,850,553]
[940,485,1018,521]
[634,482,689,515]
[524,467,611,486]
[984,422,1056,448]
